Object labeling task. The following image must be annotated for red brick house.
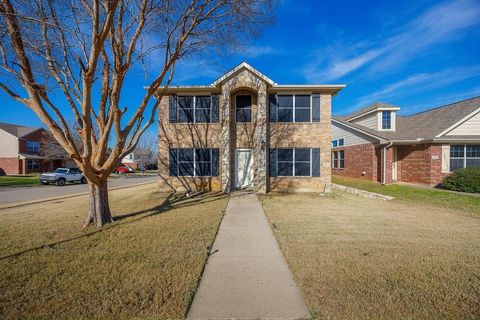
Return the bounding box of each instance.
[0,122,68,175]
[331,97,480,186]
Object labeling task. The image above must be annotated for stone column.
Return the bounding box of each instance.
[220,86,232,193]
[254,84,267,193]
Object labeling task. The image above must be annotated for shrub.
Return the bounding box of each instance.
[443,167,480,193]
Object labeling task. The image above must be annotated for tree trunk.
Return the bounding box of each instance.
[83,179,113,228]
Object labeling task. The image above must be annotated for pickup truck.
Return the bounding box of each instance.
[40,168,87,186]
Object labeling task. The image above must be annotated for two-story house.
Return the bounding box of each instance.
[155,62,345,193]
[331,97,480,186]
[0,122,67,175]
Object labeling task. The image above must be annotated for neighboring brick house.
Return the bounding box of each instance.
[331,97,480,186]
[155,62,345,193]
[0,122,68,175]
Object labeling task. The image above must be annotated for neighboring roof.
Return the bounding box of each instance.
[212,62,276,86]
[333,96,480,143]
[346,102,400,121]
[0,122,41,138]
[17,153,46,160]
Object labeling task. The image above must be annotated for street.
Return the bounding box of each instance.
[0,175,158,205]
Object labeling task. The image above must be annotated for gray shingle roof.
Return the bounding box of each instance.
[0,122,41,138]
[346,102,399,120]
[334,96,480,141]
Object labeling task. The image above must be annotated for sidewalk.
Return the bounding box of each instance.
[188,192,310,319]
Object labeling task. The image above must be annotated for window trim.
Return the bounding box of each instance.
[332,138,345,148]
[450,144,480,172]
[235,94,252,123]
[176,95,212,123]
[381,111,392,130]
[276,148,312,177]
[276,94,312,123]
[175,148,214,177]
[331,150,344,169]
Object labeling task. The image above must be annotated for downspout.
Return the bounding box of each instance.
[382,142,393,185]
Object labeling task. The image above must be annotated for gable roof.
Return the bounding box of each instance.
[212,62,276,86]
[346,102,400,121]
[334,96,480,142]
[0,122,41,138]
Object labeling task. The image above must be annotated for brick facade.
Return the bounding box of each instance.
[0,158,20,175]
[332,143,378,181]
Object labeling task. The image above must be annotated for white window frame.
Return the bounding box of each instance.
[177,95,212,123]
[276,94,312,123]
[332,138,345,148]
[276,148,312,177]
[450,144,480,172]
[177,148,213,177]
[381,111,392,130]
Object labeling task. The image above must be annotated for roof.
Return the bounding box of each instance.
[17,153,46,160]
[0,122,41,138]
[334,96,480,143]
[212,62,276,86]
[346,102,400,121]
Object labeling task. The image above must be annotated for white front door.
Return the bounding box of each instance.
[235,149,254,189]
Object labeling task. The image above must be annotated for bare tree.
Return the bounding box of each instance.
[134,133,157,171]
[0,0,272,227]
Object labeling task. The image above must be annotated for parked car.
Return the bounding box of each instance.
[40,168,87,186]
[115,164,135,174]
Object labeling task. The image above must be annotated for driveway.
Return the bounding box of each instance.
[0,175,158,205]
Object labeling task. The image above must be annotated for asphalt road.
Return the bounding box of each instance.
[0,175,158,206]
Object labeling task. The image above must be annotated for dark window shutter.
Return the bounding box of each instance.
[169,95,177,123]
[169,148,178,176]
[312,94,320,122]
[269,148,277,177]
[269,94,278,123]
[211,95,219,123]
[211,148,219,176]
[312,148,320,176]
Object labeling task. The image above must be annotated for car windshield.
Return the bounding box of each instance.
[54,168,69,174]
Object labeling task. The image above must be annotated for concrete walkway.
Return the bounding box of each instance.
[188,192,310,320]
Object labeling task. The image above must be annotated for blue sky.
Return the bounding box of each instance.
[1,0,480,133]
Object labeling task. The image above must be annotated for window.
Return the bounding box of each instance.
[331,151,345,169]
[276,95,311,122]
[450,145,480,171]
[177,96,212,123]
[382,111,392,129]
[27,141,40,153]
[236,95,252,122]
[276,148,311,176]
[171,148,218,177]
[27,160,39,170]
[332,138,345,148]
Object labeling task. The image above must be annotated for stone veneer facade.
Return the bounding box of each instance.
[157,63,344,193]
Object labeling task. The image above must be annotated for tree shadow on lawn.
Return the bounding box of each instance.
[0,191,228,261]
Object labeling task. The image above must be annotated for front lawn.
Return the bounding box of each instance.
[261,192,480,319]
[332,176,480,213]
[0,184,228,319]
[0,175,40,187]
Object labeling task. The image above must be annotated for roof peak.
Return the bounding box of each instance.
[212,62,276,86]
[346,102,400,121]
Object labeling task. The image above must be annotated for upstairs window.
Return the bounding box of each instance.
[450,145,480,171]
[27,141,40,153]
[236,95,252,122]
[332,138,345,148]
[382,111,392,129]
[174,95,215,123]
[277,95,311,122]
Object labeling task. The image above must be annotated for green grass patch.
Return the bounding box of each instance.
[0,175,41,187]
[0,185,228,319]
[332,176,480,213]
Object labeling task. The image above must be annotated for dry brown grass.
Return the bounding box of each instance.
[0,184,229,319]
[260,191,480,320]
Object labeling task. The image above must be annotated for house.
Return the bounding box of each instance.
[0,122,69,175]
[155,62,345,193]
[122,152,138,169]
[331,97,480,186]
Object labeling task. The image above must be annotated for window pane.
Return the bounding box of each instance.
[466,159,480,168]
[295,95,310,108]
[236,109,251,122]
[278,95,293,108]
[277,148,293,161]
[450,159,464,171]
[332,152,338,168]
[450,145,464,158]
[278,162,293,176]
[195,108,210,123]
[277,109,293,122]
[178,149,194,162]
[178,162,194,176]
[195,149,211,161]
[466,145,480,158]
[178,96,193,109]
[236,95,251,109]
[295,148,310,161]
[178,108,194,122]
[382,111,391,129]
[195,162,211,176]
[295,163,310,176]
[338,138,345,146]
[196,96,211,109]
[332,140,338,147]
[339,159,345,169]
[295,108,310,122]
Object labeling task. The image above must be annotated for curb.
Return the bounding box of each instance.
[332,183,395,201]
[0,180,158,210]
